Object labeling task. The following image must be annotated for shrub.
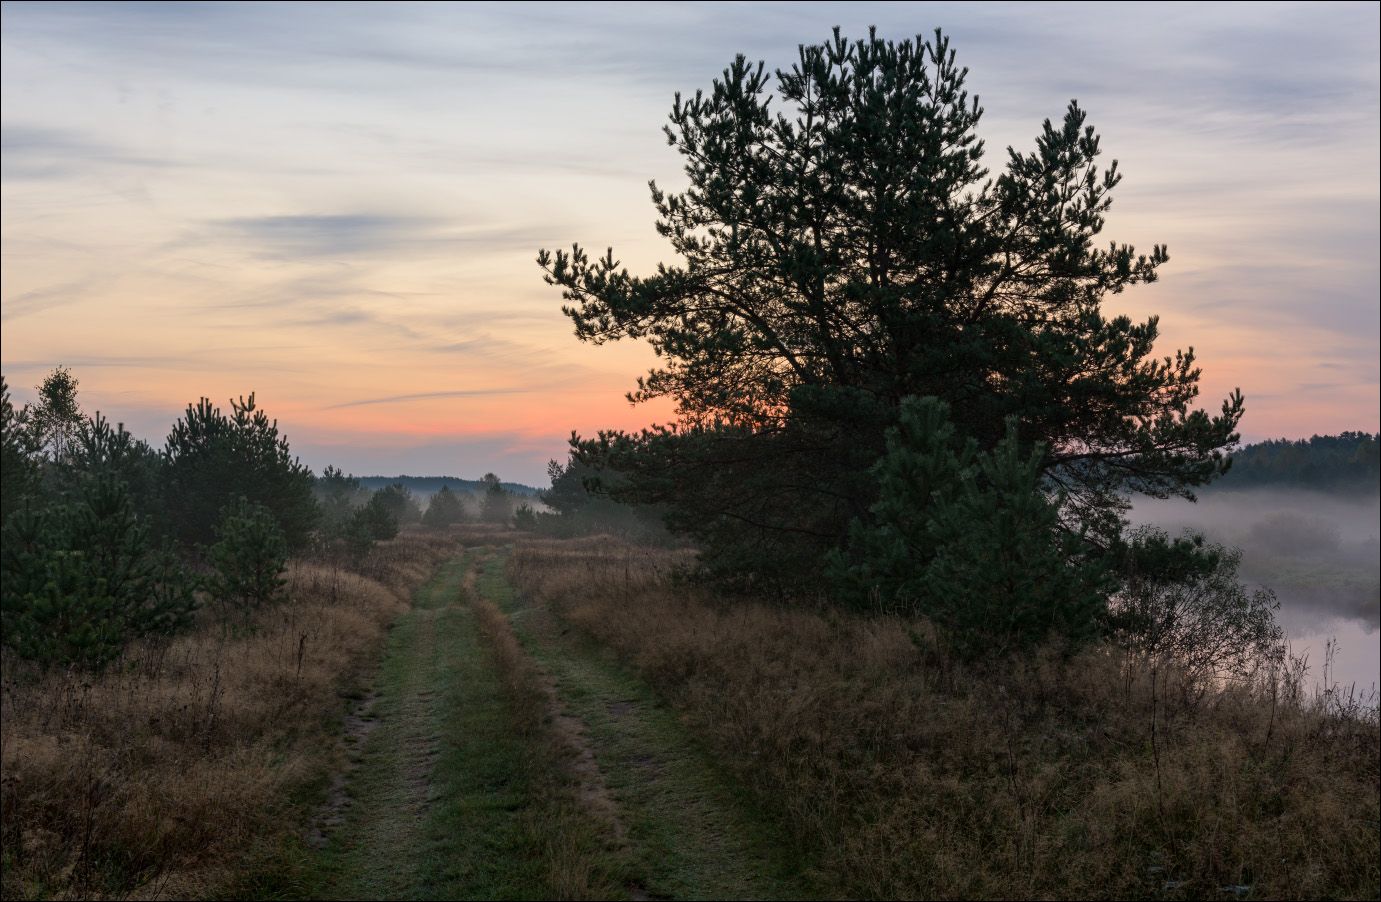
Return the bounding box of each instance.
[1110,527,1285,685]
[0,476,196,669]
[512,502,537,531]
[316,465,367,537]
[831,396,1108,657]
[208,498,288,615]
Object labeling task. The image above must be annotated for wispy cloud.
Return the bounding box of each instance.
[0,124,181,181]
[325,388,532,410]
[209,213,444,259]
[1,279,96,321]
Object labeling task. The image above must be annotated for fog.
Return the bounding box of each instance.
[1131,489,1380,691]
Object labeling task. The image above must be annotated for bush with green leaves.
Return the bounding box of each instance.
[421,484,467,528]
[1109,527,1284,684]
[0,475,196,670]
[208,498,288,614]
[830,397,1108,658]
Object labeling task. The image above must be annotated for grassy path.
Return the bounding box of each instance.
[300,546,810,901]
[474,549,810,901]
[306,554,556,899]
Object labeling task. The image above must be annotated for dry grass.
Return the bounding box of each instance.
[509,535,1381,900]
[0,530,458,901]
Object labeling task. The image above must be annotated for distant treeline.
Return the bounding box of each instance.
[1216,432,1379,492]
[357,475,538,498]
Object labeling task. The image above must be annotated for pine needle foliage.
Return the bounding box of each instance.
[1,476,195,670]
[208,498,288,614]
[539,28,1244,589]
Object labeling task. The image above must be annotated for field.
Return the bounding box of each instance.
[0,532,458,899]
[3,528,1378,900]
[508,535,1381,900]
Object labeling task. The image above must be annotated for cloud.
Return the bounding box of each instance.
[209,213,444,259]
[1,279,96,321]
[0,124,182,181]
[325,388,532,410]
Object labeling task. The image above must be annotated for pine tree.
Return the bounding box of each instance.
[316,465,366,539]
[371,482,422,526]
[353,492,399,544]
[208,498,288,616]
[479,473,512,524]
[539,28,1243,588]
[830,397,1108,656]
[163,393,318,551]
[66,413,164,525]
[512,503,538,531]
[1,475,196,669]
[421,484,467,528]
[1,376,41,521]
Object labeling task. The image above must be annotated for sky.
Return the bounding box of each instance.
[2,1,1378,486]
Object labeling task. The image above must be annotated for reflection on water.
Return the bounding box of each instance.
[1131,488,1380,691]
[1284,620,1379,694]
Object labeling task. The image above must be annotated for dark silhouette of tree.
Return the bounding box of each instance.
[421,484,467,528]
[539,28,1243,587]
[1,475,195,669]
[372,482,422,526]
[1,376,41,520]
[163,393,318,552]
[538,453,670,540]
[479,472,512,524]
[355,492,400,544]
[26,366,83,465]
[1218,432,1379,492]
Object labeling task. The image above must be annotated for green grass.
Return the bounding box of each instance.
[476,551,815,901]
[299,554,557,900]
[284,547,815,901]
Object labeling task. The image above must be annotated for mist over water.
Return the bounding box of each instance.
[1130,489,1381,691]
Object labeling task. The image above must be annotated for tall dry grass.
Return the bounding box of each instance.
[0,530,458,900]
[509,536,1381,900]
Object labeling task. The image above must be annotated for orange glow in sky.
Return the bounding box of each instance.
[3,3,1377,485]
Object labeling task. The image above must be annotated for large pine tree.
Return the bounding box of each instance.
[539,28,1243,587]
